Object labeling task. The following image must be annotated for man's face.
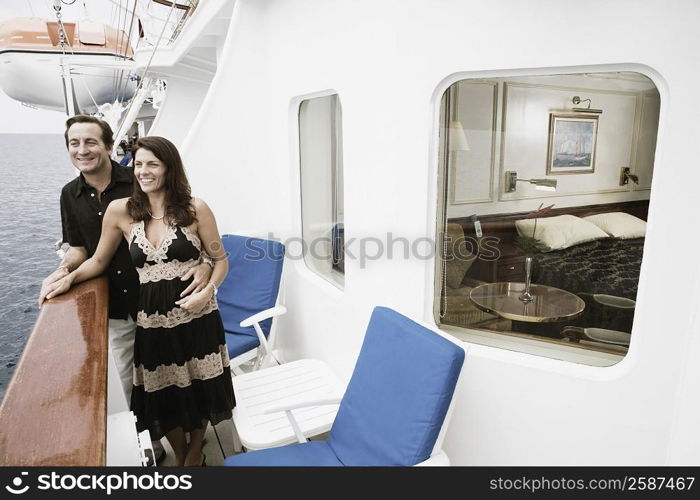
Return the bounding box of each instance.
[67,122,112,175]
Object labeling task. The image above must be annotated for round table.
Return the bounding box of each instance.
[469,282,585,323]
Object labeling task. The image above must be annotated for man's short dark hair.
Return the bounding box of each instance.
[64,115,114,150]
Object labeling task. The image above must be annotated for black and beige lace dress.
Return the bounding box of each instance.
[128,220,235,440]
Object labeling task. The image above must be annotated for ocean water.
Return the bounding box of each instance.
[0,134,77,400]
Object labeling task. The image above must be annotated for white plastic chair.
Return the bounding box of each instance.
[224,306,466,466]
[231,359,344,451]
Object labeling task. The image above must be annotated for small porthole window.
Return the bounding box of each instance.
[298,93,345,287]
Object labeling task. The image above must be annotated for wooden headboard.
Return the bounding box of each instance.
[449,200,649,283]
[450,200,649,247]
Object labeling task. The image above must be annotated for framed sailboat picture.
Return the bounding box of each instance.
[546,113,599,174]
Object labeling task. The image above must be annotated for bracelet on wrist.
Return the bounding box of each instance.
[57,265,70,274]
[208,281,218,296]
[211,253,229,262]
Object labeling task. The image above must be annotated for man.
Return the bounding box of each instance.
[118,139,133,167]
[39,115,213,464]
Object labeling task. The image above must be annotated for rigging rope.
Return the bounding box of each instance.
[113,0,123,102]
[111,0,127,102]
[52,1,69,53]
[109,0,117,30]
[51,0,110,114]
[114,0,138,100]
[78,72,100,111]
[115,0,178,140]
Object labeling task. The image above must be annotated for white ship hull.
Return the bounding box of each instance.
[151,0,698,465]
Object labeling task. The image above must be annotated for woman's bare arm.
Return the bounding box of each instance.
[42,200,128,303]
[175,198,229,313]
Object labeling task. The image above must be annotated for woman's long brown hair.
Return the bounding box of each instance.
[126,136,197,227]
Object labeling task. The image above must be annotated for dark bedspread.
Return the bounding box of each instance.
[508,237,645,336]
[531,237,644,300]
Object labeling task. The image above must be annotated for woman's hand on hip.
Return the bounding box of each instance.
[179,263,213,298]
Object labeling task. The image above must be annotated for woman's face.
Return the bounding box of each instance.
[134,148,167,194]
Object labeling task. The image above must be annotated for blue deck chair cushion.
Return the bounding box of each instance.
[222,307,465,467]
[223,441,342,466]
[327,306,465,466]
[217,234,284,359]
[224,332,261,359]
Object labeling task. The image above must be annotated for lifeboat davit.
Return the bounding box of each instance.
[0,17,137,114]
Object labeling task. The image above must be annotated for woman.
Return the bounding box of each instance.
[46,136,235,466]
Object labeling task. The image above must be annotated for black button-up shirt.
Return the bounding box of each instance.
[60,161,139,320]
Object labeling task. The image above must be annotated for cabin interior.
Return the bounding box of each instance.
[434,71,658,364]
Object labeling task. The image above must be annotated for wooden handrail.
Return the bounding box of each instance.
[0,277,109,466]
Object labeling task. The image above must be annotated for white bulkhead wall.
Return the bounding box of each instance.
[179,0,700,464]
[150,79,210,147]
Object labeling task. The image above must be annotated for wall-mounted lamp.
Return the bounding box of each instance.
[619,166,639,186]
[572,95,603,114]
[447,84,470,151]
[505,171,558,193]
[448,120,470,151]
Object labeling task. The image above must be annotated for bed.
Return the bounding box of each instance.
[446,200,649,338]
[531,237,643,301]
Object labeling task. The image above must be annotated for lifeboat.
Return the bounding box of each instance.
[0,17,137,114]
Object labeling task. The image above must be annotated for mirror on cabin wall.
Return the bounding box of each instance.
[435,71,660,365]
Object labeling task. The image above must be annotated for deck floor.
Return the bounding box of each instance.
[157,420,329,466]
[157,419,238,467]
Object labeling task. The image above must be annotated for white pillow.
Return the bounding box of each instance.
[583,212,646,239]
[515,214,608,251]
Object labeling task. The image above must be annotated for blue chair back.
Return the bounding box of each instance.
[327,306,465,466]
[218,234,285,346]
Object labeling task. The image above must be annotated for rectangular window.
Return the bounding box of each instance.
[299,94,345,287]
[436,71,659,365]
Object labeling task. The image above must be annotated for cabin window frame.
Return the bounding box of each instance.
[431,66,662,367]
[294,90,345,289]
